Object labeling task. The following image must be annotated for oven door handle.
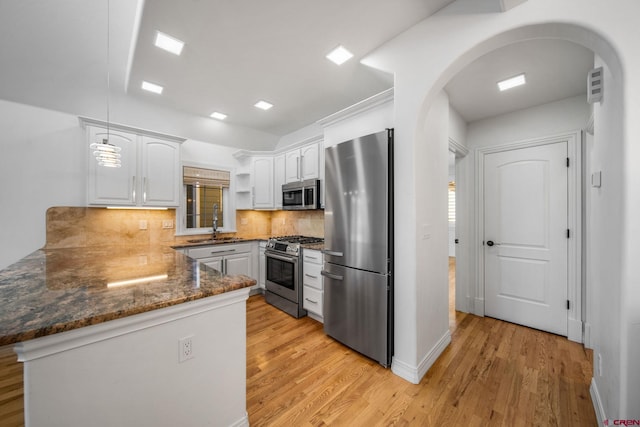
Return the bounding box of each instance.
[321,270,343,281]
[265,252,298,263]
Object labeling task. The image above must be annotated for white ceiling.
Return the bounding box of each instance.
[0,1,595,141]
[0,0,455,137]
[445,39,594,123]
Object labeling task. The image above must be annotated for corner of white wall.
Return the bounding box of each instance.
[391,330,451,384]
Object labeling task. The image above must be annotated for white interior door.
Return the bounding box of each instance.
[484,141,568,335]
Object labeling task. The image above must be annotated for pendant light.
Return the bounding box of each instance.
[90,0,121,168]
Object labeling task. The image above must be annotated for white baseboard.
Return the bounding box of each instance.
[474,297,485,316]
[583,322,592,349]
[590,378,606,426]
[229,412,250,427]
[307,312,324,323]
[568,317,583,343]
[391,330,451,384]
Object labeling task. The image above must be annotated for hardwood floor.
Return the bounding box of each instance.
[247,260,596,426]
[0,258,596,426]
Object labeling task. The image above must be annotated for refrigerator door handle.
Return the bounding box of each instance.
[321,270,344,281]
[322,249,344,257]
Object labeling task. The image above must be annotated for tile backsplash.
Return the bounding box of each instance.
[45,207,178,249]
[269,210,324,237]
[45,207,324,248]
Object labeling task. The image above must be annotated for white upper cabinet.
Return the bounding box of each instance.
[252,156,274,209]
[87,127,138,205]
[300,143,319,181]
[284,142,320,183]
[140,137,181,206]
[85,122,183,207]
[232,138,323,210]
[284,149,301,183]
[274,154,285,209]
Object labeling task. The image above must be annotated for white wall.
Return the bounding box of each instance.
[467,95,590,148]
[414,91,451,377]
[0,99,249,270]
[323,100,394,149]
[0,100,86,269]
[448,105,467,145]
[274,122,323,151]
[587,54,625,418]
[359,0,639,419]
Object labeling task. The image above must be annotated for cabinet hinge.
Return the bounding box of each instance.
[566,157,570,167]
[567,300,570,310]
[567,229,570,239]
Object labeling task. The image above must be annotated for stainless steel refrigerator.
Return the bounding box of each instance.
[322,129,393,367]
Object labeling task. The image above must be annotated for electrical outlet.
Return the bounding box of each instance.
[179,336,194,363]
[139,220,148,230]
[162,220,174,229]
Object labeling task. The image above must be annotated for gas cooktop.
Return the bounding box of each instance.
[266,235,324,256]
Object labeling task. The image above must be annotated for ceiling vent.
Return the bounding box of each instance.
[587,67,603,104]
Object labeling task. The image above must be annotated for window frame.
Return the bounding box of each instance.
[176,161,237,236]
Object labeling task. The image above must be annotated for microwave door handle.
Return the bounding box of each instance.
[301,184,306,208]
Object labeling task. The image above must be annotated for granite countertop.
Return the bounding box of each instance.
[301,242,325,251]
[0,245,256,346]
[171,236,270,249]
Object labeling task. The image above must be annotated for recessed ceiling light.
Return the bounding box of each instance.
[141,81,163,94]
[154,31,185,56]
[326,45,354,65]
[254,100,273,110]
[497,73,526,91]
[210,111,227,120]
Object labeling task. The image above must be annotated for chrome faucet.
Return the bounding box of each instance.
[212,203,219,239]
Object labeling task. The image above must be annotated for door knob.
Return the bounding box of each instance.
[487,240,495,246]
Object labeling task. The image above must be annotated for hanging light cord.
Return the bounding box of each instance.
[106,0,110,143]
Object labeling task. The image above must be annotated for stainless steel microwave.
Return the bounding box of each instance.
[282,179,321,210]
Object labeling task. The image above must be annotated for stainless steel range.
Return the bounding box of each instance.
[264,235,323,318]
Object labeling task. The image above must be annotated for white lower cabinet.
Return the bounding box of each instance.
[225,252,252,276]
[184,243,253,278]
[302,248,324,322]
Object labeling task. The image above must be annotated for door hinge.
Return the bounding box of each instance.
[567,300,570,310]
[567,229,570,238]
[566,157,570,167]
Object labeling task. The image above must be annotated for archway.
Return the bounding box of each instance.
[405,21,625,421]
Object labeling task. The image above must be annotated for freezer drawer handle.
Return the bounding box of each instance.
[321,270,344,281]
[322,250,343,257]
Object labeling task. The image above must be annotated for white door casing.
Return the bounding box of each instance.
[476,132,582,342]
